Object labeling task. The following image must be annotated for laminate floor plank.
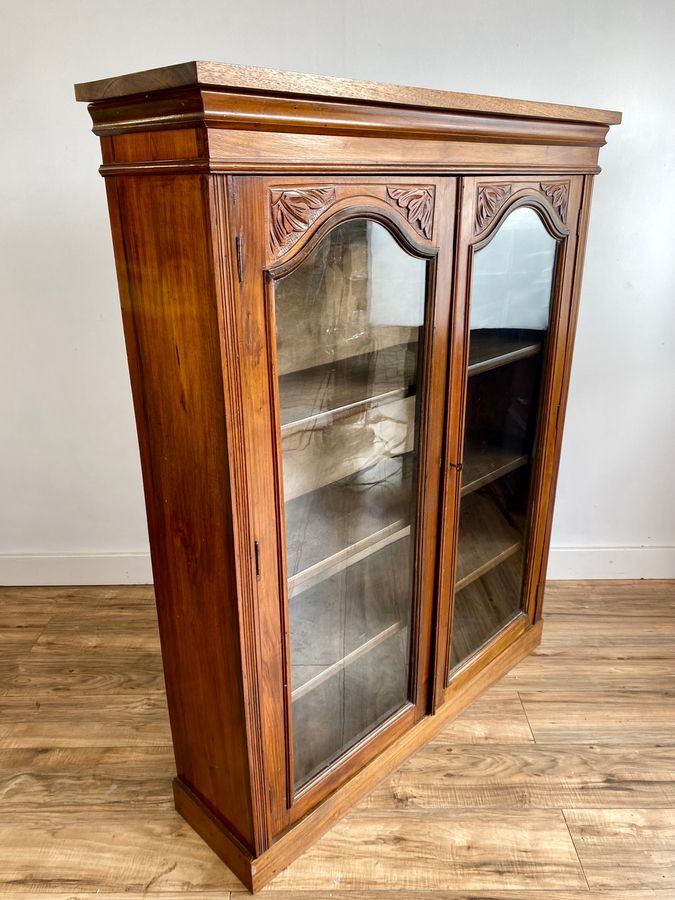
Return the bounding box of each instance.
[0,810,242,893]
[519,690,675,744]
[489,649,675,700]
[565,808,675,890]
[533,616,675,642]
[0,631,44,694]
[0,585,152,599]
[361,743,675,810]
[0,746,174,811]
[0,692,171,748]
[32,616,160,653]
[489,615,675,700]
[267,809,586,891]
[10,895,232,900]
[0,592,57,691]
[0,647,166,694]
[543,579,675,616]
[498,654,675,692]
[16,893,675,900]
[7,895,233,900]
[6,892,671,900]
[426,691,535,744]
[0,590,164,694]
[0,596,56,629]
[246,893,675,900]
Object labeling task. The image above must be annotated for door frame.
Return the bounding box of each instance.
[432,173,589,708]
[229,174,456,834]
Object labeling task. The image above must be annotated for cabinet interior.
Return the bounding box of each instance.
[273,213,553,782]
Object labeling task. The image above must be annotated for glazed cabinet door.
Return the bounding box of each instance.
[229,176,455,835]
[434,175,589,702]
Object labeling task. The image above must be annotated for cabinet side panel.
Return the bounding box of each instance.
[104,174,255,849]
[532,174,595,621]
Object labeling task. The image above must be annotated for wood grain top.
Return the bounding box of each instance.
[74,60,622,125]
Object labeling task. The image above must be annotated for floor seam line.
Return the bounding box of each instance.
[517,689,537,744]
[562,807,592,892]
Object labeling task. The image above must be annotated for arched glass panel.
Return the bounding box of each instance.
[273,218,428,788]
[450,206,558,672]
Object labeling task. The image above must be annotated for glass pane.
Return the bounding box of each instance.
[274,218,427,788]
[450,206,557,673]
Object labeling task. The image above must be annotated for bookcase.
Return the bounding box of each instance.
[75,61,620,891]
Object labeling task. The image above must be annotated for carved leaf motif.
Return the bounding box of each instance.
[386,186,435,238]
[475,183,512,233]
[269,187,337,253]
[540,181,569,222]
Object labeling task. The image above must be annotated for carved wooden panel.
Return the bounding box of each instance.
[475,183,512,233]
[385,186,435,238]
[269,187,336,254]
[540,181,569,222]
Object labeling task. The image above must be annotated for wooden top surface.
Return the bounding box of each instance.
[74,60,622,125]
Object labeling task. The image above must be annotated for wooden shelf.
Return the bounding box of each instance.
[289,533,411,771]
[285,454,413,596]
[450,550,524,668]
[291,619,409,787]
[455,489,522,591]
[289,522,410,598]
[291,620,405,701]
[461,437,528,496]
[279,342,417,436]
[468,328,542,377]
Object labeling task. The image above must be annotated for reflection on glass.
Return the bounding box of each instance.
[274,219,427,788]
[450,207,557,672]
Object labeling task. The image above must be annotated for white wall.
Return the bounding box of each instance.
[1,0,673,584]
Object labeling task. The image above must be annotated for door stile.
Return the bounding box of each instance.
[209,174,273,854]
[411,175,456,716]
[431,176,474,710]
[222,174,287,842]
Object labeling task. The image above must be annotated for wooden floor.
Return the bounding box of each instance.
[1,580,674,898]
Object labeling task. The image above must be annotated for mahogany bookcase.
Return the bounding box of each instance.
[75,61,620,891]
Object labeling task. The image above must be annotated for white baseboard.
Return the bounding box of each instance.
[0,547,673,587]
[547,546,675,580]
[0,552,153,586]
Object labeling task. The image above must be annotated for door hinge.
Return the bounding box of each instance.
[235,235,243,283]
[253,540,261,579]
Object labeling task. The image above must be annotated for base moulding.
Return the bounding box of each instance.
[174,618,543,892]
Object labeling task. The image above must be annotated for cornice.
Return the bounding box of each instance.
[86,87,609,149]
